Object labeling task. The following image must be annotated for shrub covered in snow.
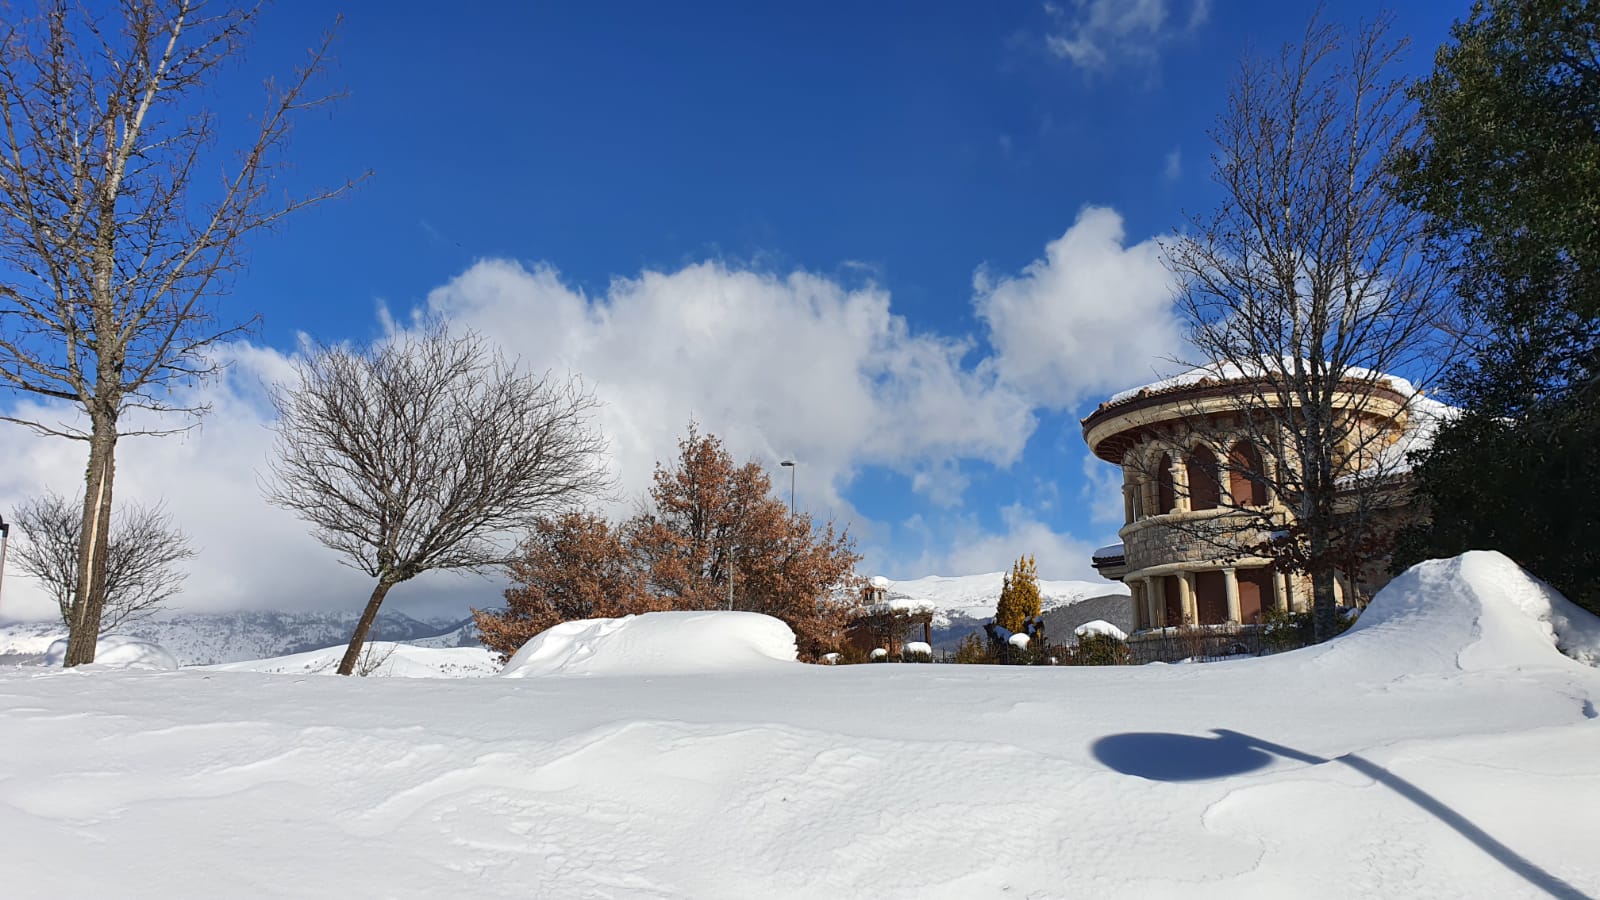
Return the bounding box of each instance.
[902,641,933,662]
[500,611,798,678]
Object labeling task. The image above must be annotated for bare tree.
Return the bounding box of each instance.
[10,491,195,633]
[0,2,362,665]
[1161,12,1457,641]
[265,324,611,676]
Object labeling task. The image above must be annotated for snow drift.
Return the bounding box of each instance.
[1325,550,1600,671]
[42,635,178,671]
[205,642,497,678]
[500,611,799,678]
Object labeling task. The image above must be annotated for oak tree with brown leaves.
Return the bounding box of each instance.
[477,424,863,662]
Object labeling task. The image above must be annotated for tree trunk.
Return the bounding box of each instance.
[63,426,118,666]
[1308,513,1340,643]
[337,579,396,676]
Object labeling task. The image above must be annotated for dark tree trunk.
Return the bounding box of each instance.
[1308,512,1340,643]
[337,579,396,675]
[63,426,117,666]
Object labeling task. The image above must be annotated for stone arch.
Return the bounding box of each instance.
[1228,440,1269,507]
[1185,444,1221,511]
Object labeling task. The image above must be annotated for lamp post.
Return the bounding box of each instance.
[0,514,9,616]
[780,460,796,516]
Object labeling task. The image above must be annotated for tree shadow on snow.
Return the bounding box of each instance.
[1090,729,1591,900]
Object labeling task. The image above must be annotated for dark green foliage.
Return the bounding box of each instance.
[1071,633,1130,666]
[953,633,997,664]
[1259,608,1317,654]
[1395,0,1600,611]
[1395,399,1600,613]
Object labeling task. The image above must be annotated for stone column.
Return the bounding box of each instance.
[1272,570,1291,613]
[1144,576,1162,628]
[1178,571,1197,626]
[1129,582,1145,631]
[1170,456,1188,513]
[1122,482,1135,525]
[1223,567,1241,624]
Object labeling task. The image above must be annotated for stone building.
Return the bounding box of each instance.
[1080,364,1444,655]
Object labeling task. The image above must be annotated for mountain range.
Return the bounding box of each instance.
[0,572,1130,665]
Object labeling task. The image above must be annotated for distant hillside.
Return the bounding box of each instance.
[874,573,1129,651]
[878,573,1127,627]
[0,611,470,666]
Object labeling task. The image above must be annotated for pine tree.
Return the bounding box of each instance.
[1394,0,1600,612]
[994,555,1041,633]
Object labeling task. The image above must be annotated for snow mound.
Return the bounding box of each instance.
[43,635,178,671]
[500,611,798,678]
[903,641,932,658]
[1075,620,1127,641]
[1330,551,1600,670]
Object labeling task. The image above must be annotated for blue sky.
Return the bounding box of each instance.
[0,0,1468,619]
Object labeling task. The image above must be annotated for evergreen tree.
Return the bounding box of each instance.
[1394,0,1600,612]
[995,555,1041,633]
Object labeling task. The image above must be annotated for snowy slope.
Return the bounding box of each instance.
[204,642,498,678]
[880,571,1127,626]
[1,551,1596,898]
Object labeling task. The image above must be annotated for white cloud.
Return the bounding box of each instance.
[1044,0,1210,72]
[0,213,1176,619]
[1163,147,1182,182]
[1080,452,1126,527]
[895,503,1105,583]
[974,206,1182,409]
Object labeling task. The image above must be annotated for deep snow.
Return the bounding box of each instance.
[0,551,1596,899]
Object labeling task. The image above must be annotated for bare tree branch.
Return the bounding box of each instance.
[0,2,365,664]
[264,322,612,675]
[1158,11,1459,641]
[9,490,194,633]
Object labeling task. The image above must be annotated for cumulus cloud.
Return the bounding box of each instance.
[895,504,1106,583]
[974,206,1181,408]
[0,211,1174,619]
[1043,0,1210,72]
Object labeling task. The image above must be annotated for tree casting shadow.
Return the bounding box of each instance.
[1089,728,1590,900]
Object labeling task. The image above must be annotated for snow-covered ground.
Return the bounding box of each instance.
[1,551,1597,898]
[204,642,499,678]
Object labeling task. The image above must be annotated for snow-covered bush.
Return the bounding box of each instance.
[869,647,888,662]
[902,641,933,663]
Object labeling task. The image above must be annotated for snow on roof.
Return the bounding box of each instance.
[869,575,891,589]
[865,596,939,616]
[1105,357,1418,407]
[1075,620,1128,641]
[1092,543,1126,561]
[499,610,798,678]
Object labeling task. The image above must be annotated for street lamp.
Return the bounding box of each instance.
[780,460,796,516]
[0,514,9,616]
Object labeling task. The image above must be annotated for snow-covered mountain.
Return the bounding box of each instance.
[0,571,1122,665]
[878,572,1127,627]
[0,611,470,666]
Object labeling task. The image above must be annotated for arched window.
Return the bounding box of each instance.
[1228,441,1269,506]
[1186,445,1221,511]
[1155,453,1176,515]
